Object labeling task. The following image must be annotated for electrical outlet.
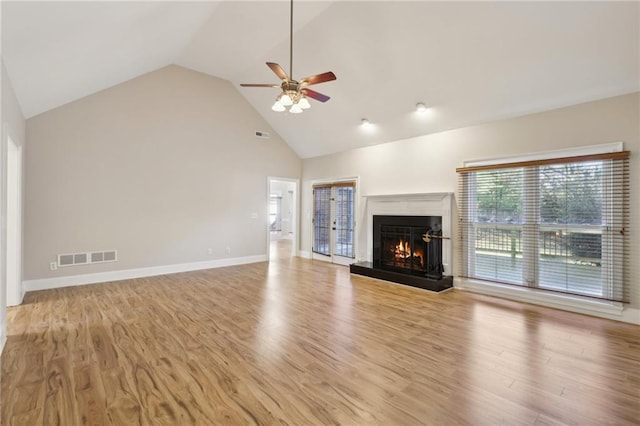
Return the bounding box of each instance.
[226,246,231,255]
[50,261,57,271]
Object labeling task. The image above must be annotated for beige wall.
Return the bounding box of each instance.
[25,65,301,280]
[302,92,640,322]
[1,59,27,349]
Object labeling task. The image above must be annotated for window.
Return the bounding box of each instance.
[457,149,629,303]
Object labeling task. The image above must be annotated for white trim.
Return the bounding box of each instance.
[298,250,312,259]
[4,130,23,307]
[311,176,360,186]
[23,255,267,292]
[463,141,623,168]
[312,252,332,263]
[0,331,5,356]
[455,278,639,323]
[363,192,453,200]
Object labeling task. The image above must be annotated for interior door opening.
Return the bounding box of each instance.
[268,178,298,261]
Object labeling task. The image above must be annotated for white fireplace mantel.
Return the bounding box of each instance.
[360,192,455,275]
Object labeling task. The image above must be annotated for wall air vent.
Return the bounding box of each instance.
[57,250,117,267]
[255,131,270,139]
[58,254,76,267]
[58,252,88,267]
[91,250,117,263]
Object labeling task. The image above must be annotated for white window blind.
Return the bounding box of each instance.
[457,151,630,303]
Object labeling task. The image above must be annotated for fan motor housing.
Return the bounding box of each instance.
[282,81,301,92]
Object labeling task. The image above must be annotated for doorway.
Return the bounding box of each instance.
[312,181,356,266]
[268,178,298,260]
[6,135,23,306]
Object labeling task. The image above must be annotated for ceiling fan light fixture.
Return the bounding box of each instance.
[280,93,293,106]
[290,104,303,114]
[272,102,286,112]
[298,97,311,109]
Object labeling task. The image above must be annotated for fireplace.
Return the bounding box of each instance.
[374,215,444,279]
[349,192,454,293]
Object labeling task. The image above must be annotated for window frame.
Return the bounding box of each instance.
[457,143,629,303]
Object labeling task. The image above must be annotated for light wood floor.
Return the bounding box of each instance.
[2,240,639,425]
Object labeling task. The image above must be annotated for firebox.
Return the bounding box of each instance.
[373,215,444,279]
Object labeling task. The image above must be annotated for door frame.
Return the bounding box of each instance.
[5,134,22,306]
[2,123,24,309]
[311,176,359,265]
[266,177,299,261]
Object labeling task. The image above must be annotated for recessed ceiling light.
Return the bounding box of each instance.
[361,118,371,128]
[416,102,427,113]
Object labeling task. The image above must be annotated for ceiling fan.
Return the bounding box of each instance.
[240,0,336,114]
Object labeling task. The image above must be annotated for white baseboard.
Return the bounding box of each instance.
[456,278,639,324]
[23,255,268,293]
[0,329,6,356]
[6,291,25,307]
[297,250,312,259]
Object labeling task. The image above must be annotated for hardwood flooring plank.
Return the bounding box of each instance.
[99,366,144,425]
[42,357,78,426]
[73,363,109,426]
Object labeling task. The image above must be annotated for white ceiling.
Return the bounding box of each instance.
[2,1,638,158]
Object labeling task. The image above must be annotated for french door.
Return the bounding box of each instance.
[312,182,356,265]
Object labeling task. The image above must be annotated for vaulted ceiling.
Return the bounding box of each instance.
[3,1,638,158]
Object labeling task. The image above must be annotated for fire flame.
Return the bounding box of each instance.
[393,239,424,268]
[395,240,411,259]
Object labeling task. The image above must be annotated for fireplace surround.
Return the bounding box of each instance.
[350,193,454,292]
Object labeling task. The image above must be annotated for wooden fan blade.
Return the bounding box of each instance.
[301,88,330,103]
[240,83,280,88]
[300,71,336,86]
[267,62,289,81]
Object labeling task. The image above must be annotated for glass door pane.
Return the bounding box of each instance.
[334,186,354,258]
[313,186,331,255]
